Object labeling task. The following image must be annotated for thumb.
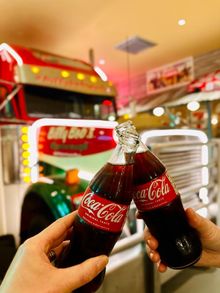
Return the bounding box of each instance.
[186,208,216,237]
[56,255,108,292]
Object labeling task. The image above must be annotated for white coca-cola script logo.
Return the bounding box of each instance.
[80,192,127,224]
[133,176,170,202]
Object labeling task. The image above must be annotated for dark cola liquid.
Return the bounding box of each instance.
[133,150,202,269]
[57,162,133,292]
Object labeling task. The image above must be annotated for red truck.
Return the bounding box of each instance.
[0,43,118,245]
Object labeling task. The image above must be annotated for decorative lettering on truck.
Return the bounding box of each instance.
[38,126,116,156]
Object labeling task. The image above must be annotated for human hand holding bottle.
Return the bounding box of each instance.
[145,208,220,272]
[0,211,108,293]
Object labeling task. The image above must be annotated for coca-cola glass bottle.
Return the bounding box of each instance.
[56,123,139,292]
[122,121,202,269]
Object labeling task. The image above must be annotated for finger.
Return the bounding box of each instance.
[144,229,159,250]
[186,208,217,237]
[194,250,220,268]
[157,262,167,273]
[66,227,73,240]
[52,240,70,260]
[55,255,109,291]
[47,249,57,262]
[36,211,77,252]
[148,250,160,263]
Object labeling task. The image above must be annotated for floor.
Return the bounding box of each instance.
[162,267,220,293]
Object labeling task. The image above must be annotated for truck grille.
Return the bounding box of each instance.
[141,130,219,212]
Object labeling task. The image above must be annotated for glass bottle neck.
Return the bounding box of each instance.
[108,144,136,165]
[110,121,140,165]
[137,141,149,153]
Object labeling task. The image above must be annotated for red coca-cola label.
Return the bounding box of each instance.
[133,172,178,211]
[78,188,129,232]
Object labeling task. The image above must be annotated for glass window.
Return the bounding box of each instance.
[23,85,117,120]
[0,86,16,118]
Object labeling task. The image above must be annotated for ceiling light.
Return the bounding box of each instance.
[115,36,157,54]
[108,115,116,121]
[99,59,105,65]
[153,107,165,117]
[187,101,200,111]
[211,116,218,125]
[178,19,186,26]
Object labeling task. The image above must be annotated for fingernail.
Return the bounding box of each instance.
[150,252,154,259]
[96,255,109,269]
[188,208,196,215]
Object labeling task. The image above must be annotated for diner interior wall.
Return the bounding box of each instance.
[119,48,220,113]
[1,0,220,111]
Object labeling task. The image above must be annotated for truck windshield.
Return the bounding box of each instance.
[23,85,117,120]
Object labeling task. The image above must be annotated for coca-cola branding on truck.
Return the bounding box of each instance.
[78,188,129,232]
[133,172,178,211]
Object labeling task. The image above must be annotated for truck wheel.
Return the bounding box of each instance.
[20,193,55,244]
[27,213,52,239]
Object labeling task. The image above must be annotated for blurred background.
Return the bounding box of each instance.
[1,1,220,292]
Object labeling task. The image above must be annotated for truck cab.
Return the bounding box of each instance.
[0,43,117,123]
[0,43,118,245]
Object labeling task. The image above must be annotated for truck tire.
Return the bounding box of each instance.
[26,213,52,239]
[20,193,55,244]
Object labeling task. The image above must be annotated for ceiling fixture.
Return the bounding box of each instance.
[187,101,200,111]
[115,35,157,54]
[153,107,165,117]
[178,19,186,26]
[211,116,218,125]
[99,59,105,65]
